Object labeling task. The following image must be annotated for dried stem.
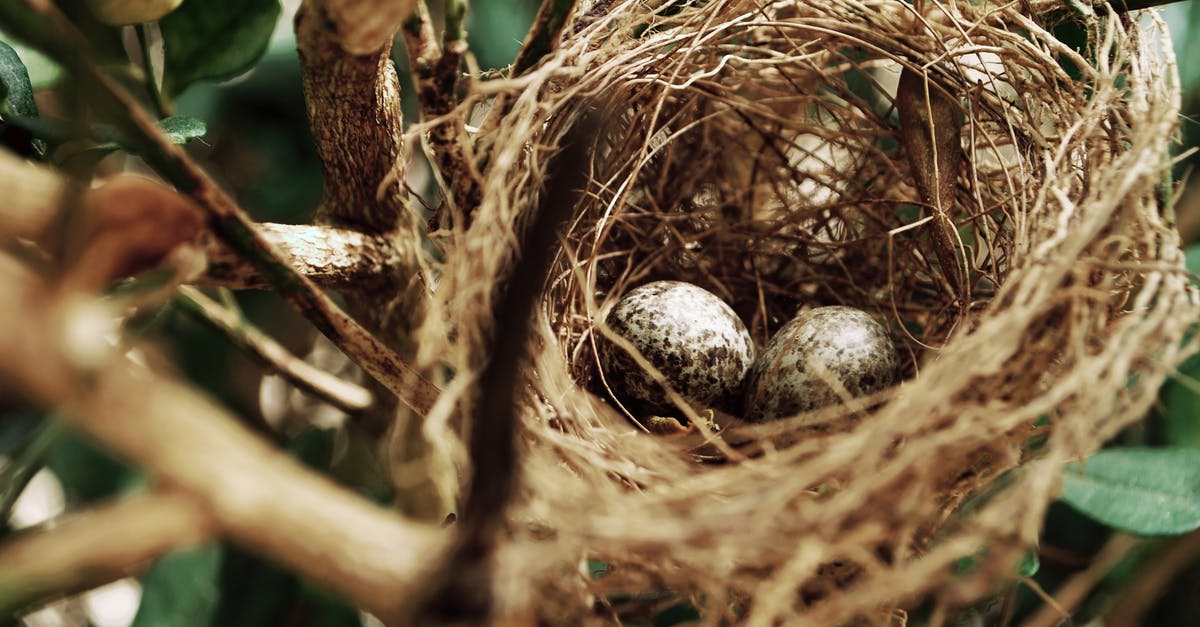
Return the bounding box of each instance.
[175,286,373,414]
[896,65,968,312]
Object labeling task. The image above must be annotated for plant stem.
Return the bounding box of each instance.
[135,23,171,118]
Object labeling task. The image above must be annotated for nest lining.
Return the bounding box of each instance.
[408,1,1194,623]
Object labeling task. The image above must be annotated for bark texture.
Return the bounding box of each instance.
[296,0,452,522]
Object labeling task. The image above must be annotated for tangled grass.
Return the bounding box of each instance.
[407,1,1194,623]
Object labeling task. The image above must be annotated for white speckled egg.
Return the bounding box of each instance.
[743,306,898,422]
[599,281,755,414]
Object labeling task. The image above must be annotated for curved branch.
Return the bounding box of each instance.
[297,0,413,232]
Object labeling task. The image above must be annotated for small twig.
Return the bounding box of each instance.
[0,491,214,615]
[175,286,373,414]
[415,107,600,624]
[0,0,441,417]
[403,0,475,229]
[896,64,968,315]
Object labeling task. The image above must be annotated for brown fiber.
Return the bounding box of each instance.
[406,1,1195,623]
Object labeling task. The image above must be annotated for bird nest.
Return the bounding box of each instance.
[413,1,1195,623]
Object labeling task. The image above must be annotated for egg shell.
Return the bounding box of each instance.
[599,281,755,414]
[743,306,898,422]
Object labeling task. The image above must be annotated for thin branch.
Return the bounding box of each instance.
[200,222,408,291]
[0,0,441,417]
[134,24,170,118]
[0,491,214,615]
[175,286,373,414]
[0,258,446,622]
[296,0,413,232]
[403,0,475,229]
[297,0,453,518]
[415,108,601,624]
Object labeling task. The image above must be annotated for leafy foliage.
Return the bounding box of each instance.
[1061,447,1200,536]
[160,0,281,97]
[130,545,222,627]
[0,41,37,118]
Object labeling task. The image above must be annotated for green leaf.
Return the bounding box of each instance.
[47,431,140,503]
[131,544,222,627]
[0,36,60,88]
[0,40,37,118]
[6,114,204,147]
[1018,550,1040,578]
[160,0,281,96]
[1061,447,1200,536]
[156,115,207,144]
[0,411,43,457]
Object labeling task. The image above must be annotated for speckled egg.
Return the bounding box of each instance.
[598,281,755,414]
[743,306,899,422]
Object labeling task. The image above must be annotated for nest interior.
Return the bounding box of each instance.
[409,1,1196,623]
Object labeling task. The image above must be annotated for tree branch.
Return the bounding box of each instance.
[296,0,413,232]
[511,0,577,78]
[297,0,453,520]
[199,222,409,291]
[0,491,214,615]
[402,1,475,229]
[321,0,418,56]
[0,1,441,417]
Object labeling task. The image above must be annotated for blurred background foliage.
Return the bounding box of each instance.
[1,0,1199,625]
